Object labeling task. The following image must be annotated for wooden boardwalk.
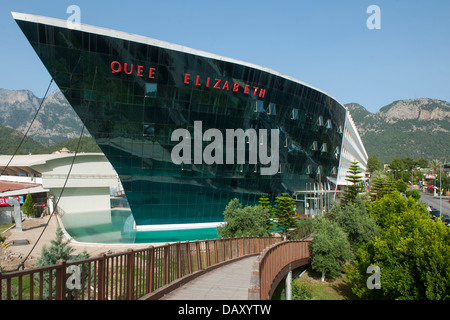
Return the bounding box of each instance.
[159,256,257,300]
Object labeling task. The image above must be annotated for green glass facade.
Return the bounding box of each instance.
[15,15,346,228]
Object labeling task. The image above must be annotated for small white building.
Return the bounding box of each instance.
[0,153,120,221]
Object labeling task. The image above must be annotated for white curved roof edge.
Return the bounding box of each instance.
[12,11,345,109]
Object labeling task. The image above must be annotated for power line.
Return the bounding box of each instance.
[15,68,98,270]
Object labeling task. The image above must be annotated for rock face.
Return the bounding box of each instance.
[345,98,450,163]
[0,88,86,145]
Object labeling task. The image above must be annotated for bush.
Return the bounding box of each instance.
[292,281,313,300]
[217,199,271,238]
[405,190,420,201]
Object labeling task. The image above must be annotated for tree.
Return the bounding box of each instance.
[35,227,89,299]
[310,215,353,281]
[217,199,271,238]
[272,193,298,239]
[430,159,442,176]
[258,195,276,233]
[414,158,428,169]
[367,155,381,173]
[346,193,450,299]
[370,172,395,201]
[394,179,408,193]
[390,157,405,178]
[22,193,36,218]
[333,196,379,253]
[341,161,363,207]
[401,157,415,171]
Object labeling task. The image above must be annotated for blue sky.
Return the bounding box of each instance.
[1,0,449,113]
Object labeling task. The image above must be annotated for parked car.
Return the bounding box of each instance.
[429,208,441,219]
[441,214,450,226]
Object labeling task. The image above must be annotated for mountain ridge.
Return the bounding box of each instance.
[345,98,449,163]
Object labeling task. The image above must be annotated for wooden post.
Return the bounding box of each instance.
[163,244,170,285]
[205,240,210,267]
[176,242,182,279]
[126,249,135,300]
[195,240,201,270]
[55,260,66,300]
[186,241,192,274]
[146,246,154,294]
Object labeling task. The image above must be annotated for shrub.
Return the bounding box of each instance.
[292,281,313,300]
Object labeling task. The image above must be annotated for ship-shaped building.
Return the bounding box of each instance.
[12,12,367,238]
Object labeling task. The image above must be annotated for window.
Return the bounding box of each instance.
[254,100,264,113]
[317,116,324,126]
[311,141,318,151]
[291,108,298,120]
[145,83,157,98]
[268,103,276,115]
[143,123,155,137]
[320,143,327,153]
[326,119,332,129]
[334,147,340,159]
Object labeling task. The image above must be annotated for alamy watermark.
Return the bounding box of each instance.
[366,265,381,289]
[367,5,381,30]
[170,121,280,176]
[66,5,81,30]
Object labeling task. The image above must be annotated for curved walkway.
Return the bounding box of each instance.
[160,256,257,300]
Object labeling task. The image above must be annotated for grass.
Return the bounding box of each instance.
[0,223,14,234]
[292,268,359,300]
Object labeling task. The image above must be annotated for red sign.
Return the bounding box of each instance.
[110,61,156,79]
[110,60,267,98]
[183,73,266,98]
[0,196,24,207]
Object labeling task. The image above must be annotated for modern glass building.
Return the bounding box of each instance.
[13,12,367,236]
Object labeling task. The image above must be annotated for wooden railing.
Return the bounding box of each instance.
[248,240,311,300]
[0,236,281,300]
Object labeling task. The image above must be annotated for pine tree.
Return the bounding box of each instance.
[341,161,363,207]
[22,193,36,218]
[272,193,298,239]
[258,195,276,233]
[35,227,89,299]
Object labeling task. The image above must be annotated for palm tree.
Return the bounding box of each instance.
[430,159,442,176]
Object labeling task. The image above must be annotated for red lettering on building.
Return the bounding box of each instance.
[184,73,191,84]
[259,89,266,98]
[110,61,268,98]
[148,68,156,79]
[111,61,122,73]
[124,63,133,75]
[137,65,144,77]
[222,81,229,91]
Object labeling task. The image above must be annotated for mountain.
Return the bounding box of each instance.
[346,98,450,164]
[0,126,45,155]
[0,88,88,145]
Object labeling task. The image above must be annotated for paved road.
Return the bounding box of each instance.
[418,190,450,216]
[159,256,256,300]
